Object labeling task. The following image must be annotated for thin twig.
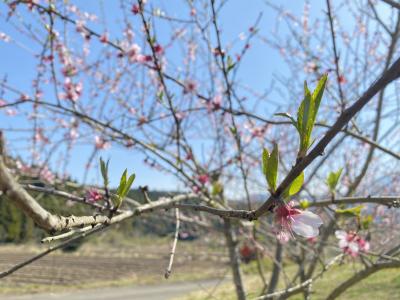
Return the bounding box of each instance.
[165,208,180,279]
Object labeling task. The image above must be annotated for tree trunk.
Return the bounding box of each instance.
[223,218,246,300]
[266,242,282,296]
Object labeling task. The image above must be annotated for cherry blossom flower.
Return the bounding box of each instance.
[136,54,152,63]
[66,128,79,140]
[62,64,78,77]
[197,174,209,185]
[86,189,103,203]
[335,230,370,257]
[131,4,140,15]
[39,166,55,184]
[183,79,197,94]
[127,44,141,63]
[275,201,323,242]
[192,185,201,194]
[94,136,110,150]
[15,160,31,174]
[62,78,83,102]
[204,95,222,112]
[99,32,109,44]
[0,32,10,42]
[34,128,49,143]
[176,111,185,120]
[138,116,148,126]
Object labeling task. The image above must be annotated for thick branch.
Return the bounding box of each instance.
[0,152,109,233]
[254,56,400,218]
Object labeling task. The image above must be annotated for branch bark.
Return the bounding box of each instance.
[253,55,400,218]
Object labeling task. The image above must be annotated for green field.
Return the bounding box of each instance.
[177,259,400,300]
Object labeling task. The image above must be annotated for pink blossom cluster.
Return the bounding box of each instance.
[197,174,209,185]
[94,136,110,150]
[86,189,103,203]
[203,95,222,112]
[0,99,17,116]
[335,230,370,257]
[275,201,323,243]
[62,78,83,102]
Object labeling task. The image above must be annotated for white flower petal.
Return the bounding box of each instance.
[294,211,323,227]
[338,239,348,249]
[349,241,359,253]
[335,230,347,240]
[291,220,319,238]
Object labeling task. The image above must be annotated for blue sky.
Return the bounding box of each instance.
[1,0,389,192]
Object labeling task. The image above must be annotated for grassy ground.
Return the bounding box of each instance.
[0,235,228,295]
[177,259,400,300]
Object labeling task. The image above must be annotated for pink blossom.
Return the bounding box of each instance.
[129,107,137,115]
[16,160,31,173]
[66,128,79,140]
[136,54,152,63]
[20,94,30,101]
[62,78,83,102]
[138,116,148,126]
[307,237,317,244]
[275,201,323,242]
[205,95,222,112]
[6,109,17,116]
[94,136,110,150]
[335,230,370,257]
[183,79,197,94]
[131,4,140,14]
[153,44,164,55]
[197,174,209,185]
[0,32,10,42]
[176,111,185,120]
[62,64,78,77]
[127,44,141,62]
[86,189,103,203]
[39,166,55,184]
[192,185,201,194]
[100,32,109,44]
[34,128,49,143]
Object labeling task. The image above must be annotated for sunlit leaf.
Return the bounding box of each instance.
[266,143,279,192]
[336,205,363,217]
[326,168,343,192]
[283,172,304,198]
[299,199,310,209]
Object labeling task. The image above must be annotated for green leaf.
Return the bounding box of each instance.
[283,172,304,198]
[117,169,128,197]
[266,143,279,192]
[112,195,122,209]
[275,112,298,132]
[297,83,313,156]
[100,157,109,188]
[122,173,135,198]
[326,168,343,192]
[262,148,269,178]
[296,75,328,158]
[157,91,164,102]
[299,199,310,209]
[311,74,328,120]
[211,182,223,196]
[227,56,235,73]
[336,205,363,217]
[361,215,373,230]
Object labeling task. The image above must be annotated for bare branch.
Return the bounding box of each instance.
[165,208,180,279]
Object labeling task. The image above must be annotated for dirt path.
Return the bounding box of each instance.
[1,279,222,300]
